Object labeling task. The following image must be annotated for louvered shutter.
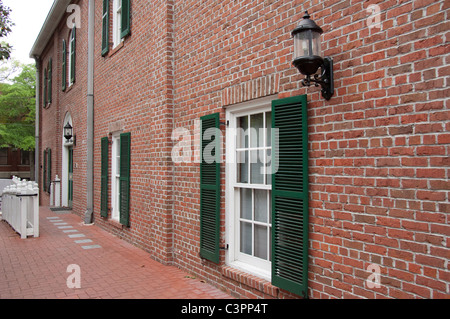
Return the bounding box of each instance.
[119,132,131,226]
[48,59,52,103]
[47,148,52,194]
[70,26,76,84]
[199,113,221,263]
[121,0,131,38]
[43,68,47,106]
[62,40,66,91]
[43,149,47,192]
[271,95,309,297]
[101,0,110,56]
[101,137,109,218]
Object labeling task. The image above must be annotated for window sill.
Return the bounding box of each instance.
[103,215,125,230]
[104,41,124,58]
[64,84,74,94]
[221,265,279,298]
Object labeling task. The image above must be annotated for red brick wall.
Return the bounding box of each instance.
[172,0,449,299]
[37,0,449,299]
[38,0,89,214]
[92,0,175,265]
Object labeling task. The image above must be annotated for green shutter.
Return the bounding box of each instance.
[200,113,221,263]
[70,26,76,84]
[43,68,47,106]
[62,40,66,91]
[43,149,47,192]
[101,137,109,218]
[48,59,52,103]
[101,0,110,56]
[271,95,309,298]
[119,132,131,226]
[120,0,131,38]
[47,148,52,194]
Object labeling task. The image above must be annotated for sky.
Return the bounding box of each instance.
[3,0,55,65]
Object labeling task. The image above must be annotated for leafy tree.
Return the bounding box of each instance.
[0,0,13,61]
[0,63,35,150]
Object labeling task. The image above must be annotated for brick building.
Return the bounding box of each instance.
[30,0,449,299]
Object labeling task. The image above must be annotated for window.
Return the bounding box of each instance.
[109,132,131,226]
[112,0,122,49]
[20,150,30,165]
[101,0,110,56]
[68,26,76,85]
[47,59,52,104]
[223,95,309,297]
[0,148,8,165]
[111,133,121,221]
[103,0,130,55]
[226,98,273,280]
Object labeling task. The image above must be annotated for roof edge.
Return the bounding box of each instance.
[29,0,72,59]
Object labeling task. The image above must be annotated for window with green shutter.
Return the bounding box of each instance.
[101,137,109,218]
[119,132,131,226]
[48,148,52,194]
[200,113,221,263]
[271,94,309,298]
[62,40,66,91]
[43,68,47,106]
[43,148,52,194]
[70,25,76,84]
[43,149,47,192]
[47,59,52,104]
[101,0,110,56]
[120,0,131,39]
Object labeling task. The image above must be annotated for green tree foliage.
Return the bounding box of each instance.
[0,0,13,60]
[0,63,35,150]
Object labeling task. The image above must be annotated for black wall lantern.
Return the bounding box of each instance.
[292,11,334,100]
[64,122,73,141]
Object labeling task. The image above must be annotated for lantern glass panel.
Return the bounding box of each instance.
[293,30,311,59]
[311,30,322,57]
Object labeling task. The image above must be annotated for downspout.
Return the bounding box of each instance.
[84,0,95,224]
[34,57,40,183]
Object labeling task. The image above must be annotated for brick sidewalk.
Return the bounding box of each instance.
[0,206,231,299]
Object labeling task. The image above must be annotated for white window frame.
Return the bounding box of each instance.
[112,0,123,49]
[225,96,275,282]
[68,30,74,87]
[111,132,121,221]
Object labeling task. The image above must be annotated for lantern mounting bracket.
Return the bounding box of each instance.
[301,57,334,100]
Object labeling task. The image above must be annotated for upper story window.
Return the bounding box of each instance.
[112,0,123,49]
[43,59,52,107]
[102,0,131,56]
[68,26,76,86]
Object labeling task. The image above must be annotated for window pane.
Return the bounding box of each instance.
[265,112,272,147]
[240,188,252,220]
[237,150,248,183]
[240,222,252,255]
[237,116,248,148]
[254,225,268,260]
[254,189,268,223]
[0,148,8,165]
[250,150,263,184]
[250,113,263,148]
[265,149,272,185]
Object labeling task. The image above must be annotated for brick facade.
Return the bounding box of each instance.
[33,0,449,299]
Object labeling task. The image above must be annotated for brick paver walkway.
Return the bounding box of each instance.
[0,206,231,299]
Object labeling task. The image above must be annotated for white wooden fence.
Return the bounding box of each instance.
[1,177,39,239]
